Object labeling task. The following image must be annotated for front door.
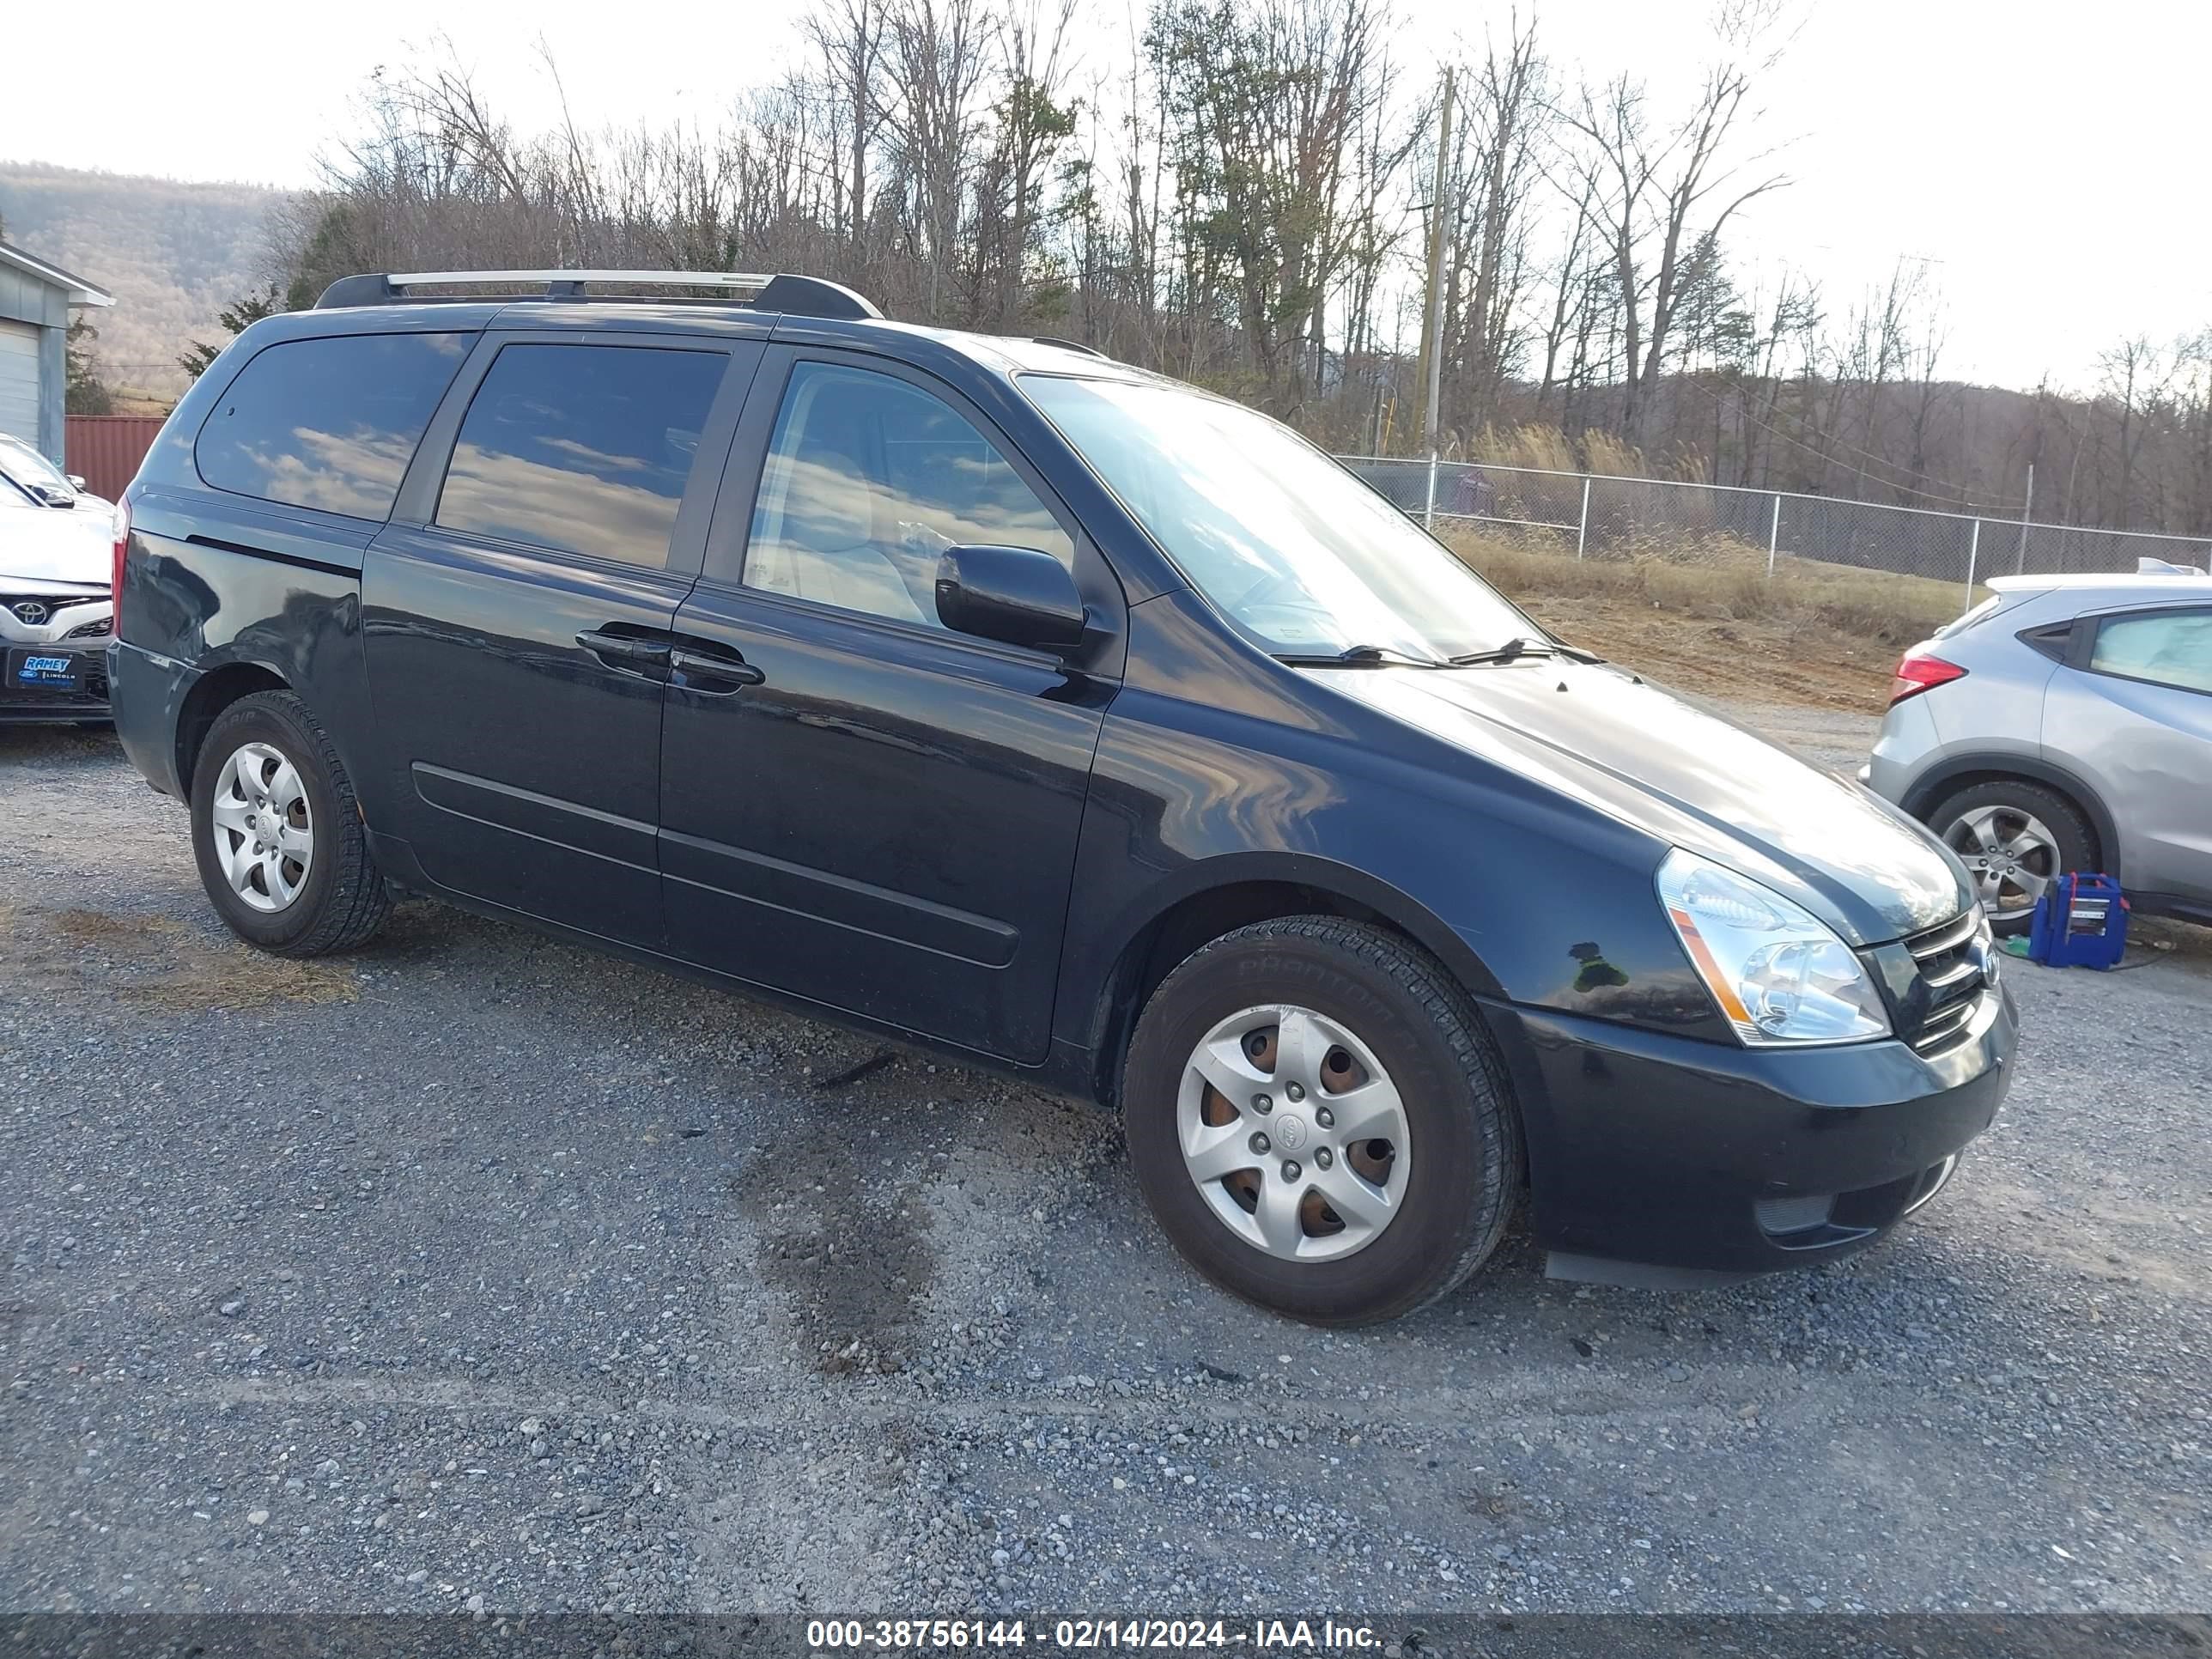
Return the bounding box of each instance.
[658,351,1121,1060]
[363,331,757,944]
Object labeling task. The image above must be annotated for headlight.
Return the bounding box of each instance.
[1656,848,1890,1045]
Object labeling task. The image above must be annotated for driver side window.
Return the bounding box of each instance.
[742,361,1072,629]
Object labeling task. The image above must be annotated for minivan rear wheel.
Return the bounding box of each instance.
[191,690,392,957]
[1122,917,1520,1325]
[1928,779,2096,934]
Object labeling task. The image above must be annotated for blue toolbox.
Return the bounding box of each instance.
[2027,872,2130,969]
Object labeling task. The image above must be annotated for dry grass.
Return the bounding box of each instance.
[1,904,356,1012]
[1462,422,1680,482]
[1442,524,1977,712]
[1443,523,1971,645]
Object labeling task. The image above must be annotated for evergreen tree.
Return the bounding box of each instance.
[65,314,114,415]
[179,284,287,380]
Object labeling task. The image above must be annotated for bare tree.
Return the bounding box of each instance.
[1444,11,1547,436]
[984,0,1079,330]
[2097,335,2170,528]
[1555,6,1787,440]
[880,0,994,322]
[802,0,889,264]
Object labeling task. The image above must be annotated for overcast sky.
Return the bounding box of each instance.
[4,0,2200,394]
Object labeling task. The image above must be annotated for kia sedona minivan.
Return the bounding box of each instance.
[108,269,2015,1323]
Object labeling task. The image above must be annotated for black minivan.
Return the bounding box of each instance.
[108,270,2016,1323]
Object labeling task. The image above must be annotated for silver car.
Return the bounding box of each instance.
[1863,573,2212,931]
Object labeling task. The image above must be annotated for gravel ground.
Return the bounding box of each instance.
[3,714,2208,1620]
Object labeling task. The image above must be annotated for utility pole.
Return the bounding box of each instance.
[2014,460,2035,574]
[1413,65,1455,460]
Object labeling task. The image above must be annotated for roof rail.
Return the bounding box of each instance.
[313,270,882,321]
[1032,336,1107,358]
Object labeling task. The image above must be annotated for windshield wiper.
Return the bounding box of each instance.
[1273,644,1448,669]
[1448,635,1606,666]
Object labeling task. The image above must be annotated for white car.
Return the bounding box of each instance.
[1,432,118,723]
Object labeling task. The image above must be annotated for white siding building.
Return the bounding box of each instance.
[0,240,114,464]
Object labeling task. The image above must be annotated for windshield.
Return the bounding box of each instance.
[0,435,76,500]
[1022,375,1533,659]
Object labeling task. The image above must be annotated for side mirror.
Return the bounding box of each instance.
[934,544,1088,651]
[65,474,88,490]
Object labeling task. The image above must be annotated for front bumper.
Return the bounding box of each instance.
[1,641,111,721]
[1486,981,2017,1284]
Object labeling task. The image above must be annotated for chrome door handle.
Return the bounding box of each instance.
[575,629,670,667]
[669,647,765,690]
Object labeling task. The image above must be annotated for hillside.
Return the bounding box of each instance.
[0,161,292,404]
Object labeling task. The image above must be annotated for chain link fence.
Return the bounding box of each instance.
[1340,455,2212,597]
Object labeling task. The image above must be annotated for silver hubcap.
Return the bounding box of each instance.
[1176,1005,1411,1263]
[1943,805,2058,921]
[209,741,313,913]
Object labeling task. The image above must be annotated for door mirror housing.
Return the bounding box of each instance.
[934,544,1088,651]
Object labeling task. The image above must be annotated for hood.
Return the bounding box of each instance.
[1307,659,1970,946]
[0,495,114,586]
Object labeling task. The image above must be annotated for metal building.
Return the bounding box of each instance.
[0,240,114,464]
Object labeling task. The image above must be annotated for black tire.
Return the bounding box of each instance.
[1121,916,1521,1326]
[1925,779,2098,935]
[190,690,392,957]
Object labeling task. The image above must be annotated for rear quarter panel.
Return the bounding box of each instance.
[120,487,379,812]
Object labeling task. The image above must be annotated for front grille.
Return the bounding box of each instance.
[64,617,112,640]
[3,592,106,630]
[1905,910,1988,1054]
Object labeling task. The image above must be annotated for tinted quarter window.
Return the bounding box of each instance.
[2089,609,2212,693]
[437,343,726,568]
[195,332,470,519]
[744,362,1072,627]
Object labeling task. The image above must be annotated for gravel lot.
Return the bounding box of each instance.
[3,706,2207,1619]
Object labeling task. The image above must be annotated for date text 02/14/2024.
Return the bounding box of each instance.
[805,1619,1384,1651]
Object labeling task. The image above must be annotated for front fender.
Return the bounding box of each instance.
[1055,607,1734,1058]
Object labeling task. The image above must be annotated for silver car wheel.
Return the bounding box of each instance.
[209,741,314,914]
[1176,1004,1411,1263]
[1942,803,2057,922]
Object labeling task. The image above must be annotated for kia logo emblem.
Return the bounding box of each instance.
[9,601,49,625]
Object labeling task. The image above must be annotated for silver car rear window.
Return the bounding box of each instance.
[1935,595,2004,639]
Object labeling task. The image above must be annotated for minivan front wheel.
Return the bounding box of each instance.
[1123,917,1520,1325]
[191,690,392,957]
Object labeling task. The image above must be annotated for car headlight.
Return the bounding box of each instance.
[1656,848,1891,1045]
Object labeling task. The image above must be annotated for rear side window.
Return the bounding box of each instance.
[2088,609,2212,693]
[435,343,726,569]
[195,332,470,519]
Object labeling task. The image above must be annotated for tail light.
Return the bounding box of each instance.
[110,496,131,637]
[1889,652,1965,704]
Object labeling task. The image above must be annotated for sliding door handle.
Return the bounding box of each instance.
[670,647,765,691]
[576,629,671,668]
